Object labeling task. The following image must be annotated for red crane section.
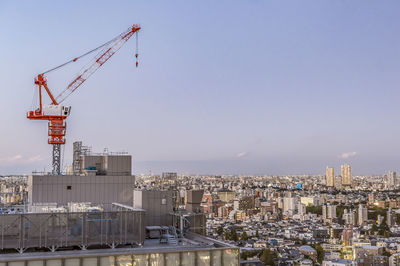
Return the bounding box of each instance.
[56,25,141,104]
[27,24,141,175]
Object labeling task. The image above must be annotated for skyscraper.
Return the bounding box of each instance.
[341,164,352,187]
[388,171,397,187]
[326,167,335,187]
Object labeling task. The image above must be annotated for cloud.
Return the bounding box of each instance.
[236,152,248,158]
[0,154,23,162]
[339,152,358,159]
[27,155,43,163]
[0,154,43,164]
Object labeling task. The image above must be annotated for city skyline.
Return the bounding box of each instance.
[4,2,400,265]
[1,1,400,175]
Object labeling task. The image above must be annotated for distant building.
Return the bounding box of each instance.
[325,252,341,261]
[322,259,357,266]
[217,190,236,202]
[376,200,385,208]
[298,202,306,216]
[354,246,383,259]
[341,164,352,187]
[328,204,337,219]
[390,253,400,266]
[372,255,388,266]
[389,171,397,187]
[356,251,374,266]
[300,259,313,266]
[218,206,229,218]
[235,211,246,221]
[299,245,317,260]
[335,175,343,189]
[326,167,335,187]
[343,209,355,225]
[161,172,178,188]
[284,197,296,212]
[201,193,214,213]
[342,225,353,246]
[233,200,239,210]
[387,207,394,227]
[300,196,319,206]
[389,200,397,208]
[368,193,375,205]
[358,204,368,226]
[323,204,327,220]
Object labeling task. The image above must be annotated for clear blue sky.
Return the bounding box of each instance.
[1,0,400,175]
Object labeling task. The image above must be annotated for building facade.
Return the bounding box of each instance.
[326,167,335,187]
[341,164,352,187]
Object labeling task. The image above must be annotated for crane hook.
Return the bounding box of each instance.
[135,31,139,67]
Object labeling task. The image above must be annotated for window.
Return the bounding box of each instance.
[67,186,72,190]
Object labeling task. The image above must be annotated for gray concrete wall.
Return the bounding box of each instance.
[104,155,131,175]
[28,175,135,206]
[133,190,174,226]
[81,156,103,172]
[80,155,131,175]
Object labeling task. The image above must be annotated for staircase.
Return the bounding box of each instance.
[167,226,178,245]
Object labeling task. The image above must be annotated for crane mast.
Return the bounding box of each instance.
[27,25,141,175]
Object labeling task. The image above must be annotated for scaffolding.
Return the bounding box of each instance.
[72,141,91,175]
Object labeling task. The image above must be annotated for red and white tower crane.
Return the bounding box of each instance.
[27,24,141,175]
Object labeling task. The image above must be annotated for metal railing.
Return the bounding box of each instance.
[0,210,145,252]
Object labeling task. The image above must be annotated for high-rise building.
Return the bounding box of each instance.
[322,205,327,220]
[335,176,342,189]
[284,197,296,212]
[389,171,397,187]
[326,167,335,187]
[387,207,394,227]
[343,209,355,225]
[341,164,352,187]
[358,204,368,226]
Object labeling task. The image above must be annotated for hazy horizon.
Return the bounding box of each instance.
[1,1,400,175]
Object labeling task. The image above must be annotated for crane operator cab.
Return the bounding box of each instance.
[42,105,71,117]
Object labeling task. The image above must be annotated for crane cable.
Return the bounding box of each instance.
[41,34,121,75]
